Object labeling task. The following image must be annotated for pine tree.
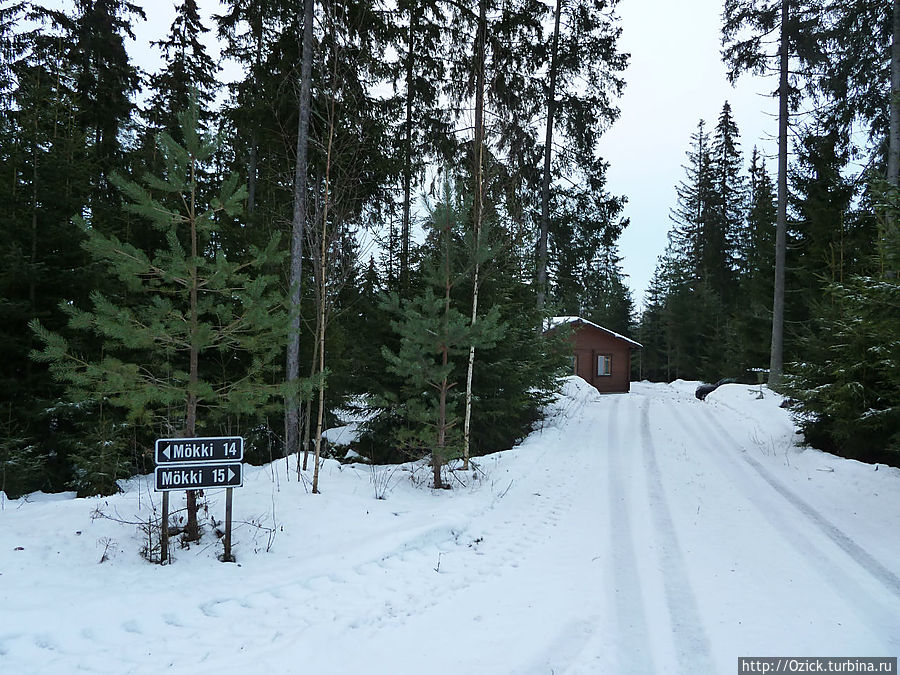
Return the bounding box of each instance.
[215,0,287,222]
[31,101,287,514]
[380,183,503,489]
[393,0,453,293]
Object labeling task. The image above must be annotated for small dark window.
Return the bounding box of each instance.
[597,354,612,376]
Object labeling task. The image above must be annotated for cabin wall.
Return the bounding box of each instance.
[569,327,633,393]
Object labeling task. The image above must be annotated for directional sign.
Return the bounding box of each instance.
[154,462,243,492]
[155,436,243,465]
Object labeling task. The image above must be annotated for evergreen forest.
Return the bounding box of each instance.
[1,0,898,501]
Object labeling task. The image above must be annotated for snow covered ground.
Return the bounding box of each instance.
[2,378,899,674]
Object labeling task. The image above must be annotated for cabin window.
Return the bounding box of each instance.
[597,354,612,376]
[572,355,578,374]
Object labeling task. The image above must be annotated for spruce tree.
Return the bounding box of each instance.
[68,0,145,235]
[144,0,219,147]
[580,243,634,337]
[0,6,95,496]
[669,120,714,276]
[782,187,899,465]
[536,0,628,310]
[722,0,828,385]
[709,101,745,302]
[728,147,776,374]
[393,0,453,293]
[815,0,896,183]
[638,262,672,382]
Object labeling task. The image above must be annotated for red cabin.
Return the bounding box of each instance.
[549,316,642,393]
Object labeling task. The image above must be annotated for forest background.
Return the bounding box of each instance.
[1,0,898,502]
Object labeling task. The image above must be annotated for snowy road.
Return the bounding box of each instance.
[2,379,900,673]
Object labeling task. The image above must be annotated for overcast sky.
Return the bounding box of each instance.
[125,0,778,307]
[600,0,777,304]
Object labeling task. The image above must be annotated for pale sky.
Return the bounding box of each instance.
[126,0,778,307]
[600,0,777,304]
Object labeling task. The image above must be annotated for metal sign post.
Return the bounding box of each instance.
[161,492,169,564]
[153,436,244,563]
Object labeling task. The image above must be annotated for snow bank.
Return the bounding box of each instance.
[2,380,899,674]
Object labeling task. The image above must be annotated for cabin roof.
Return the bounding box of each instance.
[547,315,643,349]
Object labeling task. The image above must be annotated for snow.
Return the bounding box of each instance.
[547,315,643,347]
[2,378,899,673]
[322,398,376,447]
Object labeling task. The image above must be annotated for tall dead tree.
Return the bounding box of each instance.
[769,0,789,386]
[285,0,315,459]
[723,0,799,387]
[536,0,562,312]
[890,0,900,188]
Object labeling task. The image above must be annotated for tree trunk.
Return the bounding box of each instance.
[400,6,417,295]
[30,116,38,330]
[247,130,258,215]
[285,0,315,458]
[536,0,562,311]
[889,0,900,187]
[300,309,318,473]
[436,370,448,489]
[463,2,487,472]
[311,209,328,495]
[768,0,789,388]
[247,28,263,216]
[312,54,337,496]
[434,206,454,491]
[185,152,200,542]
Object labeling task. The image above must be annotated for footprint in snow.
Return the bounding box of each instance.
[122,620,141,634]
[34,634,57,650]
[199,601,219,618]
[162,613,182,628]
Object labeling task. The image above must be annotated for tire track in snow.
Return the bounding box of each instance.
[228,443,581,648]
[698,405,900,602]
[606,396,655,675]
[62,433,583,675]
[673,402,900,651]
[639,398,715,674]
